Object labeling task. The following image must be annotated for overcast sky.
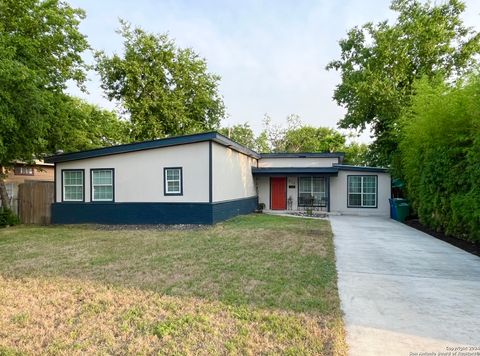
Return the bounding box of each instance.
[67,0,480,143]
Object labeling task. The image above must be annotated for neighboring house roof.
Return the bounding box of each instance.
[252,167,339,176]
[13,160,54,167]
[45,131,260,163]
[333,164,388,173]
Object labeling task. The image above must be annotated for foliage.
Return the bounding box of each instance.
[219,123,271,152]
[46,97,130,153]
[254,115,372,164]
[0,0,89,164]
[96,21,225,141]
[0,0,90,208]
[400,75,480,242]
[327,0,480,167]
[0,208,20,227]
[343,142,371,166]
[283,126,346,153]
[218,123,256,151]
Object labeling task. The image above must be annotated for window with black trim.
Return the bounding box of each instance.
[164,167,182,195]
[63,170,84,201]
[347,175,377,208]
[91,169,114,201]
[298,177,326,207]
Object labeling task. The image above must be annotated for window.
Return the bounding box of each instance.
[164,167,182,195]
[63,170,84,201]
[347,175,377,208]
[298,177,326,207]
[91,169,114,202]
[14,166,34,176]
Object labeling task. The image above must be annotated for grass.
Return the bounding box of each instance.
[0,214,346,355]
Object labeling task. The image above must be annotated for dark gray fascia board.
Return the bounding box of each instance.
[259,152,345,159]
[252,167,339,176]
[334,164,388,173]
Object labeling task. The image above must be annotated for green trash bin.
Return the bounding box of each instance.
[394,199,410,222]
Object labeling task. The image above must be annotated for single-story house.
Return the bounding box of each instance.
[45,131,390,224]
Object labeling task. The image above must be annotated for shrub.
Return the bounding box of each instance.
[400,75,480,242]
[0,208,20,227]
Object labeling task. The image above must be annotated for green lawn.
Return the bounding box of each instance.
[0,214,346,355]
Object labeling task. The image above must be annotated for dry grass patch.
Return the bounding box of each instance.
[0,214,346,355]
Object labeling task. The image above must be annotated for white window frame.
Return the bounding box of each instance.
[91,169,114,202]
[62,170,84,202]
[164,167,182,195]
[347,175,377,208]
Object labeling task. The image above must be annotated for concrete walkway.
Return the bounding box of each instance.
[330,216,480,356]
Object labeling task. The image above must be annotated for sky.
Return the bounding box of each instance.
[67,0,480,143]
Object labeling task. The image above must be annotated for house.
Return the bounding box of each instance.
[1,161,54,214]
[45,132,390,224]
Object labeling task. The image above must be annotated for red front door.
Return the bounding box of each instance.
[271,177,287,210]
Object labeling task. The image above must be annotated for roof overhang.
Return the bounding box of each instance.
[252,167,339,176]
[333,164,388,173]
[260,152,345,159]
[45,132,260,163]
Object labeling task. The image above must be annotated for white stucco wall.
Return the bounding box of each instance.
[286,176,298,209]
[212,142,257,202]
[258,157,339,168]
[256,176,270,209]
[55,142,210,203]
[329,170,391,216]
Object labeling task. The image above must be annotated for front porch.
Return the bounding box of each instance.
[253,167,338,213]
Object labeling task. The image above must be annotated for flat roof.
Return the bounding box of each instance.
[45,131,260,163]
[252,167,339,176]
[333,164,388,173]
[259,152,345,159]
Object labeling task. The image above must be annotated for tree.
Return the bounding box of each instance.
[219,123,256,150]
[400,75,480,242]
[46,97,129,153]
[0,0,90,209]
[327,0,480,167]
[96,21,225,141]
[219,123,271,152]
[343,142,371,166]
[283,126,346,152]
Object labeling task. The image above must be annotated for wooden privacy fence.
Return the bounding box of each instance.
[18,181,54,224]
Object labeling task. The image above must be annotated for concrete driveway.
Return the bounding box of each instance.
[330,215,480,356]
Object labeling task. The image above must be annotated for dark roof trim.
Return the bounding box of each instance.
[252,167,339,176]
[260,152,345,159]
[45,131,260,163]
[334,164,388,173]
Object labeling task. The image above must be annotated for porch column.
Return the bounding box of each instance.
[327,176,331,212]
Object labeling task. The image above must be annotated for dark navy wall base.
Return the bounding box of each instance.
[212,196,258,224]
[51,196,258,225]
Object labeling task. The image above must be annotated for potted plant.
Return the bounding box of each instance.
[256,203,266,213]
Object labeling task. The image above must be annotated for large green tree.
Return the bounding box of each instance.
[96,21,225,141]
[327,0,480,167]
[46,97,129,153]
[0,0,90,209]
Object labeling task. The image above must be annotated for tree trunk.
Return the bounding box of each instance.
[0,166,11,210]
